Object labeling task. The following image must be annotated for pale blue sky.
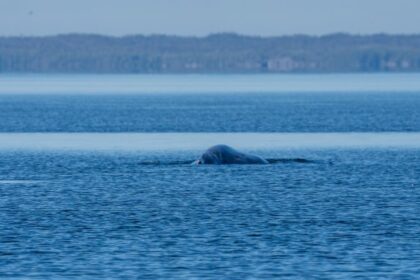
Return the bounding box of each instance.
[1,0,419,36]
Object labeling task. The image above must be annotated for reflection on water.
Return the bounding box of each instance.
[2,73,420,94]
[0,133,419,151]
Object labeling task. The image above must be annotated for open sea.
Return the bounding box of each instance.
[0,74,419,279]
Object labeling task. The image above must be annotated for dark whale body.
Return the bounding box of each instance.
[193,145,268,165]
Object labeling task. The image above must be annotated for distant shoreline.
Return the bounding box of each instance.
[1,33,420,74]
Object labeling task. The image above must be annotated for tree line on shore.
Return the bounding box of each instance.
[1,33,420,73]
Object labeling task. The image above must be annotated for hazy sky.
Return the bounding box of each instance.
[1,0,420,36]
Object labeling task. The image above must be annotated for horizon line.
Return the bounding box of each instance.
[2,32,420,39]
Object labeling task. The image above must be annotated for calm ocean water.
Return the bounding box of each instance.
[0,74,419,279]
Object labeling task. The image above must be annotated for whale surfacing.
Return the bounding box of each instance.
[193,144,268,165]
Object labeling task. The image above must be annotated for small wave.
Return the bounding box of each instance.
[0,180,41,185]
[136,158,317,166]
[137,160,196,166]
[266,158,316,164]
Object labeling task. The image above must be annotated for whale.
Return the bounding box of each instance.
[193,144,269,165]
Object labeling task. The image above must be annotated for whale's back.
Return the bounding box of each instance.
[197,144,268,164]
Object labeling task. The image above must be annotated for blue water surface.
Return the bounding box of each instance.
[0,149,419,279]
[0,74,419,279]
[0,93,420,132]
